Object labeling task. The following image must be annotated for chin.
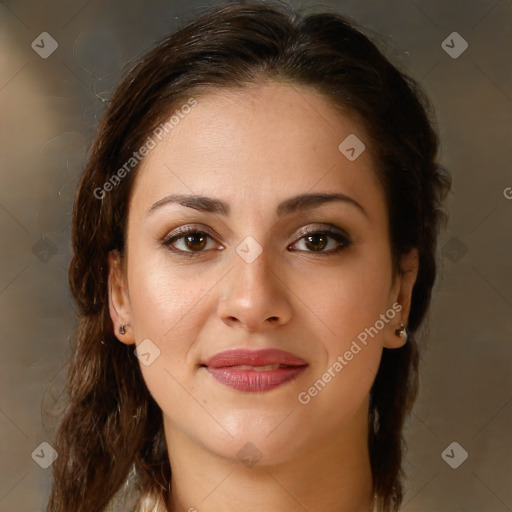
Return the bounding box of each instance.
[192,411,314,466]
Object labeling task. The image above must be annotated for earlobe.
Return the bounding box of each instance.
[384,248,419,349]
[108,250,135,345]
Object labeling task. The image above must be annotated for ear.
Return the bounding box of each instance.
[384,248,419,349]
[108,249,135,345]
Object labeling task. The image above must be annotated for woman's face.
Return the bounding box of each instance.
[109,82,417,465]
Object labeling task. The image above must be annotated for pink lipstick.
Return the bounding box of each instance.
[202,348,308,392]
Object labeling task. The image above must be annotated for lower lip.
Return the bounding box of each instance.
[205,366,308,392]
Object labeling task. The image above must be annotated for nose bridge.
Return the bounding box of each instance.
[230,244,278,302]
[217,242,292,330]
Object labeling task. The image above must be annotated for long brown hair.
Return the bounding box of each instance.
[48,1,451,511]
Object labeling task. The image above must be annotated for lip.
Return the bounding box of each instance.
[202,348,308,393]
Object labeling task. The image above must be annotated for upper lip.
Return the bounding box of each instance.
[203,348,308,368]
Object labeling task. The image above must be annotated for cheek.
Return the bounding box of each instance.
[126,257,213,422]
[297,346,381,441]
[125,252,216,401]
[293,245,393,413]
[294,267,389,432]
[298,246,394,346]
[127,249,212,340]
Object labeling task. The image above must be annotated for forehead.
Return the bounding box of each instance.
[129,81,385,221]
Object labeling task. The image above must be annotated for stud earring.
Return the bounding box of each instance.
[119,324,126,335]
[395,323,408,342]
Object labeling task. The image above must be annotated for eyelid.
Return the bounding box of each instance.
[162,224,220,243]
[292,223,350,240]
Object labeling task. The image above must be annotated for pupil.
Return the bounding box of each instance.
[306,234,326,251]
[186,234,206,251]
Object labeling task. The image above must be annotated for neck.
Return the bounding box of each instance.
[163,405,374,512]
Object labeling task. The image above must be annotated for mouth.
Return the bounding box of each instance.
[201,348,308,392]
[222,364,289,370]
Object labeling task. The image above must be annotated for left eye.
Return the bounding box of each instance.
[289,230,351,254]
[163,229,222,253]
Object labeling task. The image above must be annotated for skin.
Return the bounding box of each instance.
[108,81,419,512]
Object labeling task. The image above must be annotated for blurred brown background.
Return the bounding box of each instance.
[0,0,511,510]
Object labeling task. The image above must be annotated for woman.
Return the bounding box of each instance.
[48,1,451,511]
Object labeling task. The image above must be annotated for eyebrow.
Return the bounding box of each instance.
[147,192,368,219]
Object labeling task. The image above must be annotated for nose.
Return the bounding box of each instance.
[217,249,293,332]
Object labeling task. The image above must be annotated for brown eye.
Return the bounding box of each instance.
[304,233,329,252]
[163,228,221,254]
[289,228,352,255]
[182,232,208,251]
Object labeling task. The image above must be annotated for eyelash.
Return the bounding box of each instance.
[161,224,352,258]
